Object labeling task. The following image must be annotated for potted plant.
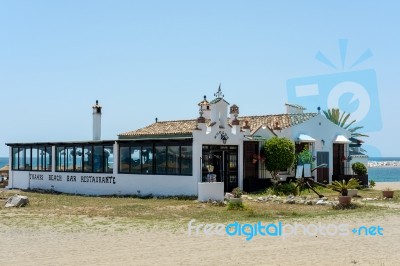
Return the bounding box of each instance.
[348,162,368,196]
[297,148,313,166]
[230,187,243,204]
[351,162,368,188]
[328,178,361,205]
[382,187,395,199]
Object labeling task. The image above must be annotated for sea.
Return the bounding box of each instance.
[1,157,399,182]
[368,157,400,182]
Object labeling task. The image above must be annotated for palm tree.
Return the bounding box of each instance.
[323,108,369,138]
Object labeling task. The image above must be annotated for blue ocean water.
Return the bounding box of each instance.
[0,157,8,168]
[368,157,400,182]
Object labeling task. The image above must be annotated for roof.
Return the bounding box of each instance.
[118,119,198,138]
[209,97,230,105]
[297,134,316,142]
[198,95,209,106]
[239,113,317,131]
[285,103,306,110]
[118,113,318,138]
[334,135,352,144]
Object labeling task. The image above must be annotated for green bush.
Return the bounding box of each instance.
[352,162,367,176]
[297,148,313,165]
[227,201,245,210]
[369,179,376,188]
[263,137,295,181]
[232,187,243,198]
[266,182,298,196]
[327,178,361,196]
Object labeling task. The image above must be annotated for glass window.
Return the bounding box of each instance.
[37,147,45,171]
[83,146,93,172]
[130,147,141,174]
[45,147,52,171]
[104,146,113,173]
[181,146,192,175]
[65,147,75,171]
[74,147,83,172]
[141,146,153,174]
[93,146,104,173]
[118,141,192,176]
[18,148,25,170]
[155,146,166,175]
[12,147,18,170]
[32,147,39,170]
[119,146,130,173]
[24,147,32,170]
[167,146,180,175]
[56,147,66,171]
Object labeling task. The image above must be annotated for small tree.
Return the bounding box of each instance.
[263,137,295,182]
[351,162,367,176]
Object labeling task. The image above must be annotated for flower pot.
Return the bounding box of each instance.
[382,190,394,199]
[229,198,242,204]
[347,189,358,197]
[338,196,352,205]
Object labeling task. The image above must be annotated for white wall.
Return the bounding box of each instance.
[250,114,352,182]
[9,171,198,196]
[193,121,245,189]
[280,114,352,182]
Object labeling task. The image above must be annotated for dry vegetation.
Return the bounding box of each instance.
[0,188,397,232]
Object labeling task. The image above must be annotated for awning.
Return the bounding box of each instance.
[334,135,351,144]
[297,134,316,143]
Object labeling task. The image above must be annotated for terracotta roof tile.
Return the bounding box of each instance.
[118,113,318,138]
[118,119,198,137]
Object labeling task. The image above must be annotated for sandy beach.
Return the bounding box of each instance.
[1,212,400,265]
[374,181,400,190]
[0,185,399,266]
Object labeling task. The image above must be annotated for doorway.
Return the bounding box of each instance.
[316,151,329,184]
[202,145,238,192]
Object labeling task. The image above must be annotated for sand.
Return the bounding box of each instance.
[374,181,400,190]
[0,212,399,265]
[1,184,400,265]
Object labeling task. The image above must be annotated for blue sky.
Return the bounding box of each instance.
[0,1,399,157]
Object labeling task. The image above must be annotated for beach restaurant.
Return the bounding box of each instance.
[5,87,367,200]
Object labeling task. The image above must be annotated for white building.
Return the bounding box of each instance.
[6,88,367,199]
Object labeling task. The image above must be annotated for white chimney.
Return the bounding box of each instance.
[92,100,102,140]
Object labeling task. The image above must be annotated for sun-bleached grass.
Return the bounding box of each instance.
[0,189,395,232]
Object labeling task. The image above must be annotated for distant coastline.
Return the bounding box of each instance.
[368,157,400,168]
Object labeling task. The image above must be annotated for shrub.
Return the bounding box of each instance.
[297,148,313,165]
[266,182,298,196]
[232,187,243,198]
[352,162,367,176]
[327,178,361,196]
[263,137,295,181]
[369,180,376,188]
[227,201,245,210]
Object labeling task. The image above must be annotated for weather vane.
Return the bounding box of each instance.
[214,84,224,98]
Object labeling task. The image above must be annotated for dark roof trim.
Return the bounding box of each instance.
[118,134,193,140]
[6,140,117,146]
[117,138,193,145]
